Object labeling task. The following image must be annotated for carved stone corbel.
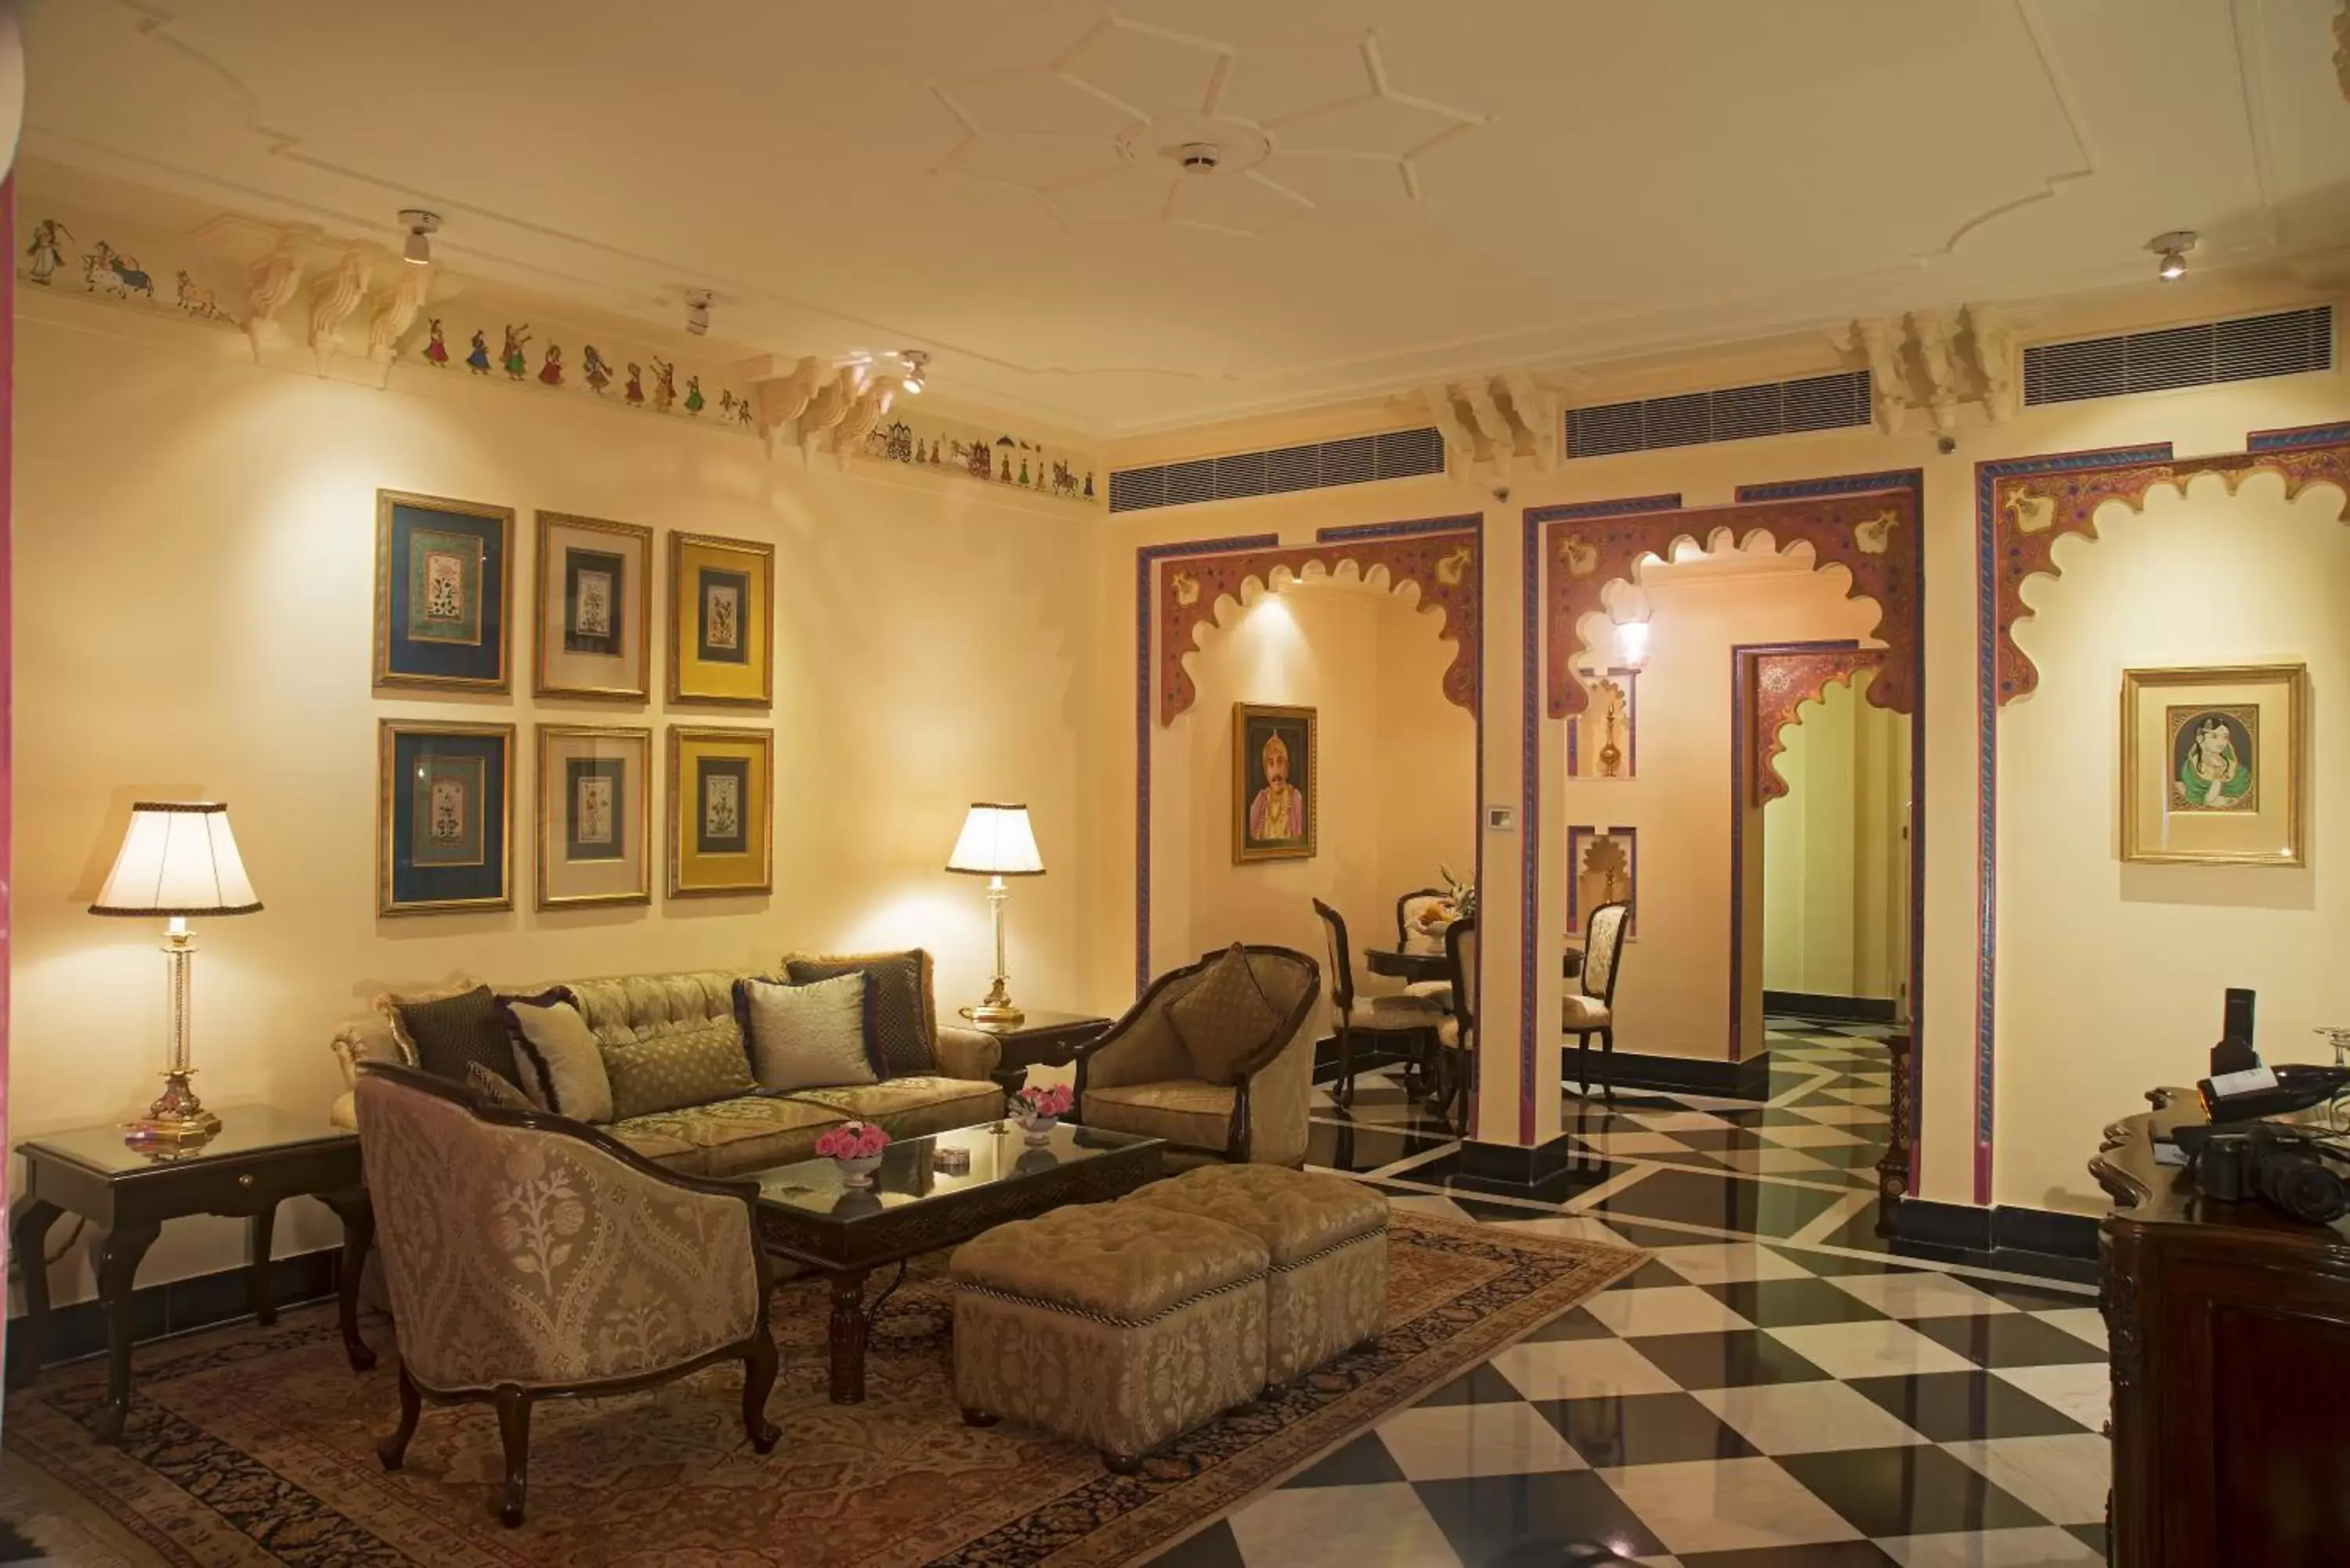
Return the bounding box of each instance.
[794,367,858,461]
[308,248,371,371]
[830,381,893,468]
[1962,303,2019,425]
[737,354,820,456]
[364,263,431,367]
[1909,309,1961,435]
[1844,318,1905,434]
[1496,370,1555,470]
[243,231,308,363]
[1461,382,1515,477]
[1418,382,1483,471]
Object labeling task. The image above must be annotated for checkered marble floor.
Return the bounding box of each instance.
[1150,1021,2113,1568]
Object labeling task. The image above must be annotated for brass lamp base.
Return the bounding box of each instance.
[125,1070,222,1151]
[960,981,1025,1028]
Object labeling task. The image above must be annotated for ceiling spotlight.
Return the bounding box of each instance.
[2149,229,2196,282]
[900,350,928,394]
[685,289,713,335]
[398,209,440,266]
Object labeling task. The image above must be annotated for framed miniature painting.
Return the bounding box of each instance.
[1232,703,1317,863]
[669,532,773,706]
[667,724,773,898]
[535,511,652,700]
[1567,825,1637,936]
[374,490,514,692]
[536,724,652,909]
[378,720,514,916]
[2120,663,2305,866]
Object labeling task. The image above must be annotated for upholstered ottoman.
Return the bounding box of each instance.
[1123,1164,1387,1385]
[952,1202,1268,1470]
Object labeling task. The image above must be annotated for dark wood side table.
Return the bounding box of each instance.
[7,1105,374,1444]
[974,1010,1113,1093]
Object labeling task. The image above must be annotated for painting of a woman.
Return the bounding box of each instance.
[2169,707,2256,812]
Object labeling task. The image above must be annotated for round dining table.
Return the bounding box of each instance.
[1364,945,1583,982]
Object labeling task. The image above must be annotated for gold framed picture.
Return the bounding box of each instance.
[668,531,773,706]
[534,511,652,700]
[373,490,515,692]
[378,719,515,916]
[667,724,773,898]
[2120,663,2306,867]
[1232,703,1317,863]
[536,724,652,909]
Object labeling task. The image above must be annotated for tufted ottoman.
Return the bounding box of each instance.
[1122,1164,1387,1386]
[951,1202,1268,1471]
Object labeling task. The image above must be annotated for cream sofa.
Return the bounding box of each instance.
[331,959,1004,1178]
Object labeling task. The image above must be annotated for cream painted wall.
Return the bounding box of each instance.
[1764,675,1907,1002]
[1997,473,2350,1214]
[1160,577,1474,1039]
[10,309,1098,1308]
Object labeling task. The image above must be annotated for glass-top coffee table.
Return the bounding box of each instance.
[750,1120,1164,1404]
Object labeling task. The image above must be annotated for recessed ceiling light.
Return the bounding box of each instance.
[398,209,440,266]
[2148,229,2196,282]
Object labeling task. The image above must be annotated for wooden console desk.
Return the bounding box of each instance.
[2092,1089,2350,1566]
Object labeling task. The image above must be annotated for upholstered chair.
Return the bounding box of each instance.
[1433,916,1477,1130]
[1567,901,1632,1103]
[1395,887,1458,1009]
[1314,899,1446,1107]
[355,1063,779,1527]
[1072,945,1321,1168]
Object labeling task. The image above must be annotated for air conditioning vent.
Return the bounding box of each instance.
[2023,305,2334,406]
[1108,426,1446,514]
[1564,370,1872,460]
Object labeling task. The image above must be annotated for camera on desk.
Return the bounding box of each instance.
[2178,987,2350,1225]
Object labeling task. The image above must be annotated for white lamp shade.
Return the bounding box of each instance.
[945,803,1044,876]
[89,802,262,916]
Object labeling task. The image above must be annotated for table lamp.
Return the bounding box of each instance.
[89,802,262,1149]
[945,802,1043,1026]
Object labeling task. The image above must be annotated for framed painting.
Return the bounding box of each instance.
[536,724,652,908]
[2120,663,2305,866]
[1567,825,1637,936]
[668,532,773,706]
[1232,703,1317,863]
[535,511,652,700]
[378,719,514,915]
[374,490,514,692]
[1567,667,1638,779]
[667,724,773,898]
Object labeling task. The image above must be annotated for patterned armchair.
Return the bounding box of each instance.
[356,1063,779,1527]
[1072,946,1321,1169]
[1567,901,1631,1103]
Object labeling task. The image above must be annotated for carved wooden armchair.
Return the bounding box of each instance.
[354,1062,779,1527]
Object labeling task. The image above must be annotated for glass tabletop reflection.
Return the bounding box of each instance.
[750,1120,1159,1223]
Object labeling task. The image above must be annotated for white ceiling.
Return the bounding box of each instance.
[21,0,2350,438]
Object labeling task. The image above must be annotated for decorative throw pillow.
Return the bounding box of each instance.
[394,985,519,1086]
[1165,945,1285,1087]
[785,952,937,1078]
[602,1026,758,1122]
[737,972,879,1093]
[465,1061,534,1111]
[498,988,616,1123]
[371,976,486,1067]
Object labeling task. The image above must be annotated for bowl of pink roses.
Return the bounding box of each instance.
[815,1120,890,1187]
[1010,1082,1073,1145]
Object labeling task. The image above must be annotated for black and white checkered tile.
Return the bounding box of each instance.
[1155,1021,2112,1567]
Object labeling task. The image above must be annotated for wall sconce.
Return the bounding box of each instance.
[1614,617,1651,670]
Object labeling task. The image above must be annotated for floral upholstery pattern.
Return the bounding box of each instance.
[1123,1165,1387,1382]
[354,1071,761,1394]
[952,1203,1269,1461]
[1562,993,1612,1028]
[606,1095,844,1178]
[776,1076,1003,1139]
[1081,1079,1235,1153]
[1582,902,1629,1005]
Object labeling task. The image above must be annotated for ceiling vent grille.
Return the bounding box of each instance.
[2023,305,2334,406]
[1564,370,1873,460]
[1108,426,1446,514]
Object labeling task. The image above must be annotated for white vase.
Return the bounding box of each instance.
[834,1153,884,1188]
[1016,1114,1058,1147]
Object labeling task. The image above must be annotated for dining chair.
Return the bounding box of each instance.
[1396,887,1459,1015]
[1433,916,1477,1132]
[1314,898,1445,1107]
[1566,901,1631,1103]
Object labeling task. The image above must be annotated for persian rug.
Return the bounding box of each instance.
[5,1213,1643,1567]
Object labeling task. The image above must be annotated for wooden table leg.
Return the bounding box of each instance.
[828,1268,870,1404]
[93,1220,161,1445]
[6,1198,63,1392]
[248,1202,279,1327]
[320,1187,377,1371]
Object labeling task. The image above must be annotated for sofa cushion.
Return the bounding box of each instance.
[785,951,936,1078]
[778,1076,1003,1140]
[738,972,879,1092]
[394,985,516,1086]
[1079,1078,1235,1154]
[566,972,757,1119]
[1165,945,1285,1086]
[371,975,485,1068]
[605,1095,845,1178]
[499,989,616,1122]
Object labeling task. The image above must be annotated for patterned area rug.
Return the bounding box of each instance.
[5,1214,1642,1567]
